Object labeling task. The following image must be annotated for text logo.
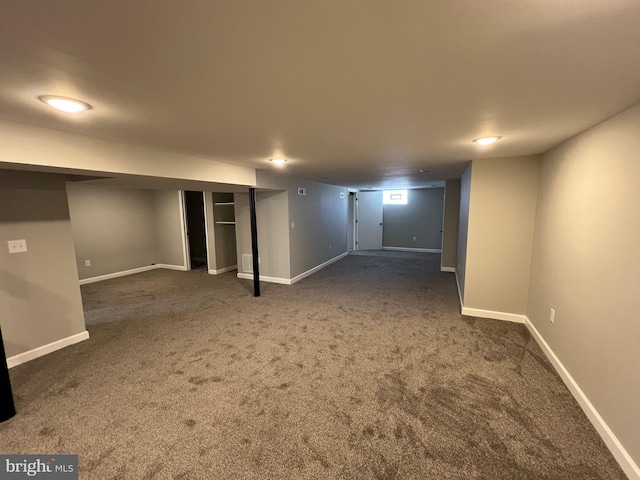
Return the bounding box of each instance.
[0,455,78,479]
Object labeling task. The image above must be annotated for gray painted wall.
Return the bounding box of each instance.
[234,170,348,281]
[456,166,472,301]
[67,183,159,279]
[155,190,185,267]
[383,188,444,250]
[287,179,348,278]
[528,103,640,465]
[0,171,86,358]
[463,156,540,315]
[234,189,291,280]
[441,179,461,269]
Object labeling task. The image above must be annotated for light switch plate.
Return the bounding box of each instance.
[8,239,27,253]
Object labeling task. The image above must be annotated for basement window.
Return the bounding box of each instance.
[383,190,408,205]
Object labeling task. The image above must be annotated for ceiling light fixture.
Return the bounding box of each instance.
[473,136,501,146]
[270,158,287,166]
[420,169,431,173]
[39,95,92,113]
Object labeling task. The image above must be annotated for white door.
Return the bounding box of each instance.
[357,191,383,250]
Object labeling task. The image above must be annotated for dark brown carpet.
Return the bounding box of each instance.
[1,251,626,479]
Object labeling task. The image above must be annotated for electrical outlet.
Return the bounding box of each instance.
[85,260,91,267]
[549,308,555,324]
[291,221,295,229]
[412,236,416,241]
[329,244,332,251]
[7,239,27,253]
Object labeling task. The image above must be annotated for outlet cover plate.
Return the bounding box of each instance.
[8,239,27,253]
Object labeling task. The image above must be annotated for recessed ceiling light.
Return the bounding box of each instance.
[39,95,92,113]
[270,158,287,166]
[473,136,501,146]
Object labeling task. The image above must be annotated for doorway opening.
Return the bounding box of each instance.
[356,190,383,250]
[183,191,208,270]
[348,192,356,252]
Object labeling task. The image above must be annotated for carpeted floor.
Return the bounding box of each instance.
[1,251,627,479]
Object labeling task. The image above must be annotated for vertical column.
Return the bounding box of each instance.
[0,328,16,422]
[248,187,260,297]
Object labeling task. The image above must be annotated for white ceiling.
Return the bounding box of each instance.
[1,0,639,190]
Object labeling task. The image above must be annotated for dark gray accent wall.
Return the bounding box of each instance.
[382,188,444,250]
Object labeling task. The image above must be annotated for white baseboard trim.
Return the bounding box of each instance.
[455,290,637,477]
[382,246,442,253]
[79,265,157,285]
[455,303,639,477]
[79,264,187,284]
[290,252,348,285]
[209,265,238,275]
[454,277,524,324]
[7,331,90,369]
[524,317,640,480]
[236,253,349,286]
[156,264,188,271]
[461,307,526,324]
[455,272,463,309]
[440,266,456,272]
[456,272,527,323]
[237,273,291,285]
